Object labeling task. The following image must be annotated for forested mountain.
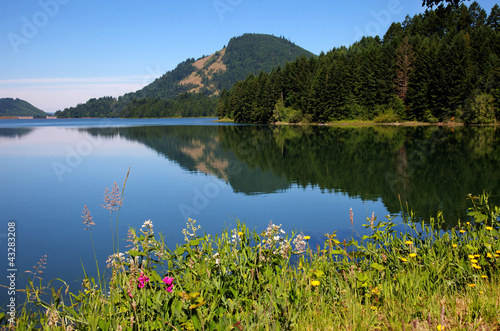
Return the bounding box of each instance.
[55,34,314,118]
[219,3,500,124]
[0,98,47,117]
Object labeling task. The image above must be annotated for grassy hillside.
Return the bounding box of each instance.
[0,98,47,117]
[55,34,315,118]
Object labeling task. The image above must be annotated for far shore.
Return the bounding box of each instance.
[2,116,498,127]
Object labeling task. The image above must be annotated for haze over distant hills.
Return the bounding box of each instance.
[0,98,48,117]
[55,33,315,118]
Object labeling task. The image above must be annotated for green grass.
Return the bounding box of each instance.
[2,192,500,330]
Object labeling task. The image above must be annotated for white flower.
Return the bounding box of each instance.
[273,235,281,241]
[142,219,153,228]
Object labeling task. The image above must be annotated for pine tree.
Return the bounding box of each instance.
[395,36,414,101]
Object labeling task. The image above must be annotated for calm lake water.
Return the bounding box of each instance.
[1,118,499,301]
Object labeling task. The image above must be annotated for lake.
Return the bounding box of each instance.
[1,118,499,298]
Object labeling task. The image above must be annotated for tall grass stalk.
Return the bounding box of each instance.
[2,191,499,330]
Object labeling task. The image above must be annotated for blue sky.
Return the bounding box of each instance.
[1,0,497,112]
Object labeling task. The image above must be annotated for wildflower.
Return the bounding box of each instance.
[479,291,484,294]
[405,241,413,245]
[468,283,476,288]
[311,280,320,286]
[163,276,174,293]
[495,254,500,258]
[400,257,408,262]
[304,236,311,240]
[409,253,417,258]
[481,275,487,279]
[370,306,377,311]
[142,219,153,229]
[459,230,466,234]
[452,244,457,248]
[468,255,475,259]
[466,222,470,225]
[474,254,480,258]
[137,272,149,289]
[470,259,479,263]
[472,264,481,270]
[82,205,95,231]
[487,252,493,258]
[496,250,500,254]
[437,324,444,330]
[292,233,307,254]
[237,231,244,236]
[231,229,241,244]
[106,252,125,268]
[213,252,220,265]
[101,182,122,212]
[485,226,493,230]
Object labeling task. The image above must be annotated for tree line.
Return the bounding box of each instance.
[218,3,500,124]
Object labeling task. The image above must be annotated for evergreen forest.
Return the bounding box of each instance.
[218,3,500,124]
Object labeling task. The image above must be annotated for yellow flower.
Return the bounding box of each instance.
[311,280,320,286]
[496,250,500,254]
[474,254,480,258]
[400,257,408,262]
[370,306,377,311]
[481,275,488,279]
[468,283,476,288]
[487,252,493,258]
[459,230,466,233]
[405,241,413,245]
[472,264,481,269]
[437,325,444,331]
[237,231,244,236]
[470,259,479,263]
[495,254,499,258]
[304,236,311,240]
[409,253,417,258]
[479,291,484,294]
[466,222,470,225]
[452,244,458,248]
[468,255,475,259]
[485,226,493,230]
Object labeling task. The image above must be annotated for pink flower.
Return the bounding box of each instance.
[163,276,173,286]
[137,272,149,289]
[163,276,174,292]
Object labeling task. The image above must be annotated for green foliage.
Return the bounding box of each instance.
[55,97,118,118]
[463,92,497,124]
[0,98,47,117]
[5,190,500,330]
[274,104,304,123]
[221,3,500,124]
[120,93,218,118]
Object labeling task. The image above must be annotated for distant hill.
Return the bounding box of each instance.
[55,33,315,118]
[0,98,47,117]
